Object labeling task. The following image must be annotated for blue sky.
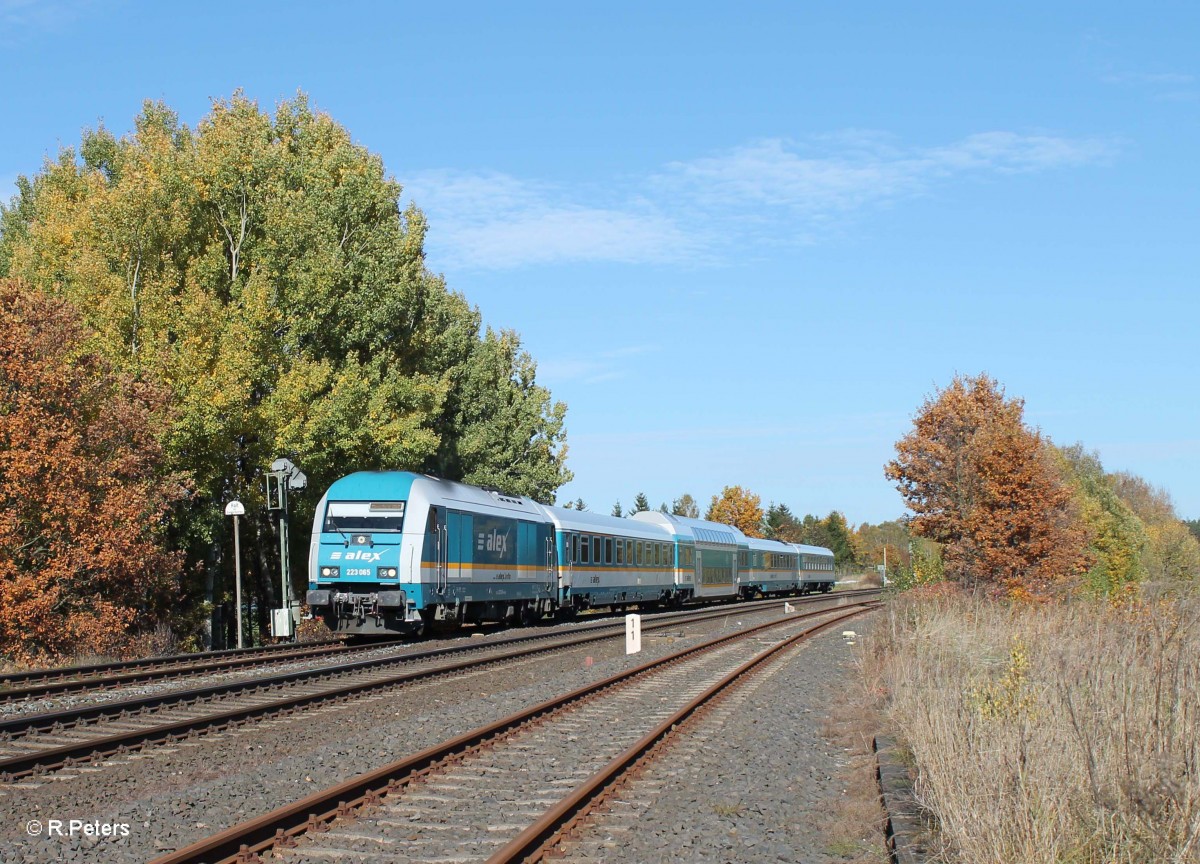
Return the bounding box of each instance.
[2,1,1197,522]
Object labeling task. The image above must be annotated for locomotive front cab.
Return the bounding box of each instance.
[307,476,425,635]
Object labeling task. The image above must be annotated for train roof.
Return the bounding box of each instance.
[743,535,801,553]
[789,543,835,556]
[324,472,548,520]
[630,511,742,547]
[324,471,421,501]
[538,505,674,541]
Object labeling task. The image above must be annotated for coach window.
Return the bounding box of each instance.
[580,536,591,564]
[635,541,642,566]
[592,536,601,565]
[616,540,624,565]
[626,539,633,563]
[605,538,613,565]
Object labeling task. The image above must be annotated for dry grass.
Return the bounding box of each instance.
[871,590,1200,863]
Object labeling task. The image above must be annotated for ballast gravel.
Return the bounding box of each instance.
[558,616,885,864]
[0,597,872,863]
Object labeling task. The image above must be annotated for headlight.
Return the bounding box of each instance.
[320,566,340,578]
[378,566,398,579]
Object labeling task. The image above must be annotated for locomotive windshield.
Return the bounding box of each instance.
[323,501,406,533]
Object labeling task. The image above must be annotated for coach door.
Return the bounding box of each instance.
[447,511,471,584]
[430,507,448,594]
[545,528,557,596]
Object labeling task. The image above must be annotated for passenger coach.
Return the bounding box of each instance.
[541,506,678,612]
[793,543,836,593]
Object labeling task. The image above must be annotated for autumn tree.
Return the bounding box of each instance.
[0,281,184,662]
[671,494,699,518]
[854,520,915,579]
[706,486,764,537]
[886,374,1089,593]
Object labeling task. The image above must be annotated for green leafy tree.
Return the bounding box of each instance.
[763,502,799,541]
[427,327,570,503]
[632,493,650,514]
[1055,445,1147,596]
[1108,473,1200,583]
[671,494,699,518]
[611,501,623,517]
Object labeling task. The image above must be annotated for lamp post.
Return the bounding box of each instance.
[225,500,246,649]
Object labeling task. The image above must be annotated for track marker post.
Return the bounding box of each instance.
[625,613,642,655]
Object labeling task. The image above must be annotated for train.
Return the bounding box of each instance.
[305,471,836,636]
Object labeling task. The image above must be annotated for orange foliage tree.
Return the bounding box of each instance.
[706,485,765,538]
[0,281,184,663]
[885,374,1089,594]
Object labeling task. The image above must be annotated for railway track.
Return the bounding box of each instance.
[0,590,876,783]
[0,638,346,690]
[150,599,879,864]
[0,639,375,704]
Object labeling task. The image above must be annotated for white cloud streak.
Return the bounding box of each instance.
[403,131,1115,271]
[404,171,701,270]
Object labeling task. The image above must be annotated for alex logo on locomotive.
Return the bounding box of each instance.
[476,527,510,555]
[328,550,384,562]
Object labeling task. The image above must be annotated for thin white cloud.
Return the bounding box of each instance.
[403,171,700,269]
[657,133,1114,212]
[404,131,1115,271]
[1095,58,1196,102]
